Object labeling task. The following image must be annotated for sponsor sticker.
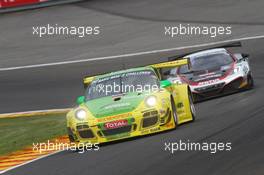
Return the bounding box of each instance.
[198,79,220,86]
[97,113,131,122]
[104,119,128,129]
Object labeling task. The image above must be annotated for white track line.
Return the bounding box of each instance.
[0,108,71,118]
[1,35,264,72]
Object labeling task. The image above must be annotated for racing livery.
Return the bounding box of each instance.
[66,60,196,144]
[168,48,254,102]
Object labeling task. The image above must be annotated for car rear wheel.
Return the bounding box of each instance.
[68,134,75,142]
[245,74,254,89]
[191,92,200,103]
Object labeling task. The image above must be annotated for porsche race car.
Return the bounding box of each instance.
[66,59,196,145]
[167,48,254,102]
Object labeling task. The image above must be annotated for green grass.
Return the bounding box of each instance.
[0,114,67,156]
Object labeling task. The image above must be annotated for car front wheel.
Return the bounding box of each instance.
[171,98,178,128]
[189,91,196,121]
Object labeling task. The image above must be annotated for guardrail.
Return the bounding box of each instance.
[0,0,83,13]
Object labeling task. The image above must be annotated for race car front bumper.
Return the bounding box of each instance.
[190,73,249,101]
[67,108,175,144]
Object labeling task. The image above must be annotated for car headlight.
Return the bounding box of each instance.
[75,109,87,120]
[233,67,240,74]
[145,96,157,107]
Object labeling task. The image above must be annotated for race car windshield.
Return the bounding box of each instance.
[179,53,233,74]
[86,70,159,100]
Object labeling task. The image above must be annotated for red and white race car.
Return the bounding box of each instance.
[168,47,254,102]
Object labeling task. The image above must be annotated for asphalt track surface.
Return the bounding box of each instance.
[1,0,264,68]
[1,0,264,175]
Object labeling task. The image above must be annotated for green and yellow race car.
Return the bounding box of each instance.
[66,59,196,144]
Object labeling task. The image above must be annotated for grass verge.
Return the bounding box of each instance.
[0,114,67,156]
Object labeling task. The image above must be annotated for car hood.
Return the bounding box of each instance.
[85,92,147,118]
[182,65,232,83]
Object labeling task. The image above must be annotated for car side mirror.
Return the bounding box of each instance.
[234,53,249,62]
[160,80,172,88]
[242,53,249,58]
[76,96,85,105]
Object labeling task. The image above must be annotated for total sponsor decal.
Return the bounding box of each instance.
[0,0,47,8]
[104,119,128,129]
[198,78,220,86]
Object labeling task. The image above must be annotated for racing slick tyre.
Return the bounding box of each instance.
[191,92,201,103]
[171,98,178,128]
[68,134,75,142]
[67,128,75,142]
[188,90,196,121]
[245,74,254,90]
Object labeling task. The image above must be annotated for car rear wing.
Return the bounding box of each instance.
[83,76,95,87]
[83,59,190,87]
[151,58,189,69]
[168,41,242,61]
[151,58,191,79]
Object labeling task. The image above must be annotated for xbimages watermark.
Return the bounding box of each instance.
[32,140,99,154]
[165,24,232,38]
[32,24,100,38]
[90,82,159,96]
[164,140,232,154]
[87,71,161,96]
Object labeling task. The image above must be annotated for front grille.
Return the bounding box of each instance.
[143,110,158,117]
[194,82,225,93]
[223,77,243,91]
[142,116,158,128]
[76,125,89,130]
[102,125,132,137]
[142,110,159,128]
[78,130,94,139]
